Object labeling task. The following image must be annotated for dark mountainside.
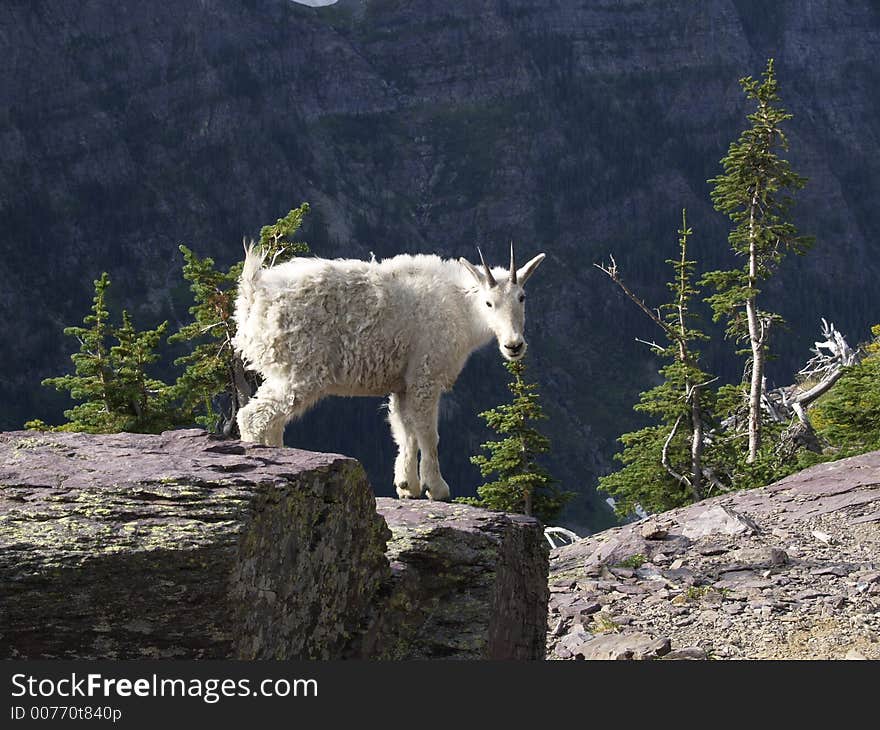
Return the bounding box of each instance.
[2,0,879,532]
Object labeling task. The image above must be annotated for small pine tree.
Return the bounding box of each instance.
[110,311,175,432]
[258,203,311,265]
[167,245,247,432]
[169,203,311,434]
[30,274,173,433]
[597,211,723,517]
[700,58,812,463]
[458,359,572,525]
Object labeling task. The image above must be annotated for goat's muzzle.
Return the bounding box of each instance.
[502,340,526,360]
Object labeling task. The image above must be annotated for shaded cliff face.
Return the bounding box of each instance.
[2,0,879,530]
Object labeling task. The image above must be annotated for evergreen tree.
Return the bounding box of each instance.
[110,311,175,432]
[29,274,173,433]
[701,58,812,463]
[167,245,246,432]
[811,324,880,454]
[597,211,724,517]
[458,359,572,525]
[258,203,311,265]
[169,203,311,434]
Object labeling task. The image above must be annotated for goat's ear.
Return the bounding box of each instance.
[517,253,546,285]
[459,257,484,285]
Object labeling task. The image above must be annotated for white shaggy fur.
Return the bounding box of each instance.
[233,246,545,500]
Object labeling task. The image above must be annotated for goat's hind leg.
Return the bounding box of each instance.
[408,387,451,501]
[388,392,420,498]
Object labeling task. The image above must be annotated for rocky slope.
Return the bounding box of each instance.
[2,1,880,531]
[0,429,548,660]
[546,450,880,659]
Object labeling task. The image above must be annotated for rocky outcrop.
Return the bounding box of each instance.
[361,500,548,659]
[547,451,880,660]
[0,429,548,660]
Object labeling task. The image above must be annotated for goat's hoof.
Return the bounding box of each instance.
[424,482,451,501]
[395,481,422,499]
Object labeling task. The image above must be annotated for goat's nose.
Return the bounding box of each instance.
[504,341,524,353]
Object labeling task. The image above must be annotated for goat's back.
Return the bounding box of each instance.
[233,254,468,394]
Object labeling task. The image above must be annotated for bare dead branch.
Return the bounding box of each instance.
[660,415,692,490]
[686,376,720,402]
[635,337,665,353]
[761,319,859,429]
[594,257,680,343]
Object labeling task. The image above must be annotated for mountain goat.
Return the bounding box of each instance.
[232,244,545,500]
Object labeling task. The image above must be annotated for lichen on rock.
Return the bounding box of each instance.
[0,429,548,660]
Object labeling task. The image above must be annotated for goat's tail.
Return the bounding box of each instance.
[232,241,266,365]
[237,240,266,315]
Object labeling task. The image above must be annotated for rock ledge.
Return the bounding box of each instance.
[548,452,880,660]
[0,429,548,660]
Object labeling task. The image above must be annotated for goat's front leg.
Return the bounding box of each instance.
[409,387,450,501]
[237,379,289,446]
[237,378,317,447]
[388,392,420,498]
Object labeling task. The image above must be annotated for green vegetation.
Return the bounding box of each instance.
[591,613,622,634]
[684,586,711,601]
[167,245,244,432]
[701,58,812,463]
[615,554,647,570]
[595,59,861,518]
[597,211,727,516]
[26,274,175,434]
[458,359,573,525]
[811,325,880,454]
[170,203,311,433]
[29,204,311,436]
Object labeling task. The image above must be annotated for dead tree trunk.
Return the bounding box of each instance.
[745,188,764,464]
[764,319,858,429]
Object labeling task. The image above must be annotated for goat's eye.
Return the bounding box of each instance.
[519,294,526,302]
[486,301,493,308]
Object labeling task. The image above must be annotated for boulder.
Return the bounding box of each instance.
[681,504,760,539]
[574,632,671,660]
[0,429,390,659]
[0,429,549,660]
[354,499,549,660]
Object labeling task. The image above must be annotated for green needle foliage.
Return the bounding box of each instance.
[169,203,311,433]
[258,203,312,265]
[30,204,312,436]
[700,58,813,463]
[109,311,175,432]
[29,273,174,433]
[598,212,724,517]
[458,359,573,525]
[811,325,880,454]
[167,245,245,432]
